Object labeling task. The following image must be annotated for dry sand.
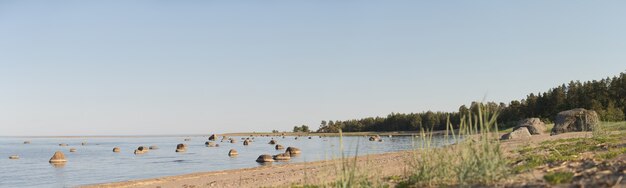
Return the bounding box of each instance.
[83,132,593,188]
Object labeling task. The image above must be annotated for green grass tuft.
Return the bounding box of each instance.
[543,171,574,184]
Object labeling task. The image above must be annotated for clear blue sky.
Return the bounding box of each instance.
[1,1,625,136]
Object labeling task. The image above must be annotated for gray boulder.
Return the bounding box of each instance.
[501,127,532,140]
[551,108,599,135]
[513,118,546,135]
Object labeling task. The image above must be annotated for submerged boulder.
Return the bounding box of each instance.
[49,151,67,163]
[275,144,284,150]
[551,108,599,135]
[501,127,532,140]
[69,148,77,152]
[273,153,291,161]
[176,143,187,152]
[23,141,31,144]
[513,118,546,135]
[149,145,159,150]
[256,154,274,163]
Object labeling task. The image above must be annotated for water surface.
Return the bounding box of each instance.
[0,135,455,187]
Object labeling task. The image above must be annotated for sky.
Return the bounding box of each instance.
[1,1,625,136]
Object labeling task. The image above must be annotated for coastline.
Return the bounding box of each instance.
[82,131,594,188]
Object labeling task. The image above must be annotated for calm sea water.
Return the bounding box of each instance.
[0,135,455,187]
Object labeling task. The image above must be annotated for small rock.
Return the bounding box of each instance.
[176,143,187,152]
[112,147,121,152]
[273,153,291,161]
[228,149,238,156]
[49,151,67,163]
[9,155,19,159]
[275,144,284,150]
[286,147,301,155]
[69,148,77,152]
[256,154,274,163]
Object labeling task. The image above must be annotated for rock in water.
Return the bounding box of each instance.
[286,147,301,155]
[228,149,238,156]
[9,155,19,159]
[49,151,67,163]
[149,145,159,150]
[209,134,217,141]
[513,118,546,135]
[243,139,250,146]
[205,141,216,147]
[501,127,532,140]
[59,143,68,147]
[275,144,284,150]
[135,146,149,154]
[551,108,599,135]
[268,139,276,145]
[69,148,77,152]
[81,142,87,146]
[23,141,31,144]
[256,154,274,163]
[112,147,121,152]
[176,143,187,152]
[273,153,291,161]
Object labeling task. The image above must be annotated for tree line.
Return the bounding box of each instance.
[316,72,626,133]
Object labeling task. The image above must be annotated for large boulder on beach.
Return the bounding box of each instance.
[176,143,187,152]
[228,149,238,156]
[501,127,532,140]
[286,147,301,155]
[273,153,291,161]
[209,134,217,141]
[513,118,546,135]
[256,154,274,163]
[551,108,599,135]
[49,151,67,163]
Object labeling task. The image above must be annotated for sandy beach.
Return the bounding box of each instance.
[83,132,596,188]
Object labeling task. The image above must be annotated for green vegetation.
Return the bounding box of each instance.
[513,121,626,173]
[402,104,508,187]
[317,72,626,133]
[293,125,311,133]
[543,171,574,184]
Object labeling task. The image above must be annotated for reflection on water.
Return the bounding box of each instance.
[0,135,456,187]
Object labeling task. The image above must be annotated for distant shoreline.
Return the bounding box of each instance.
[0,130,453,138]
